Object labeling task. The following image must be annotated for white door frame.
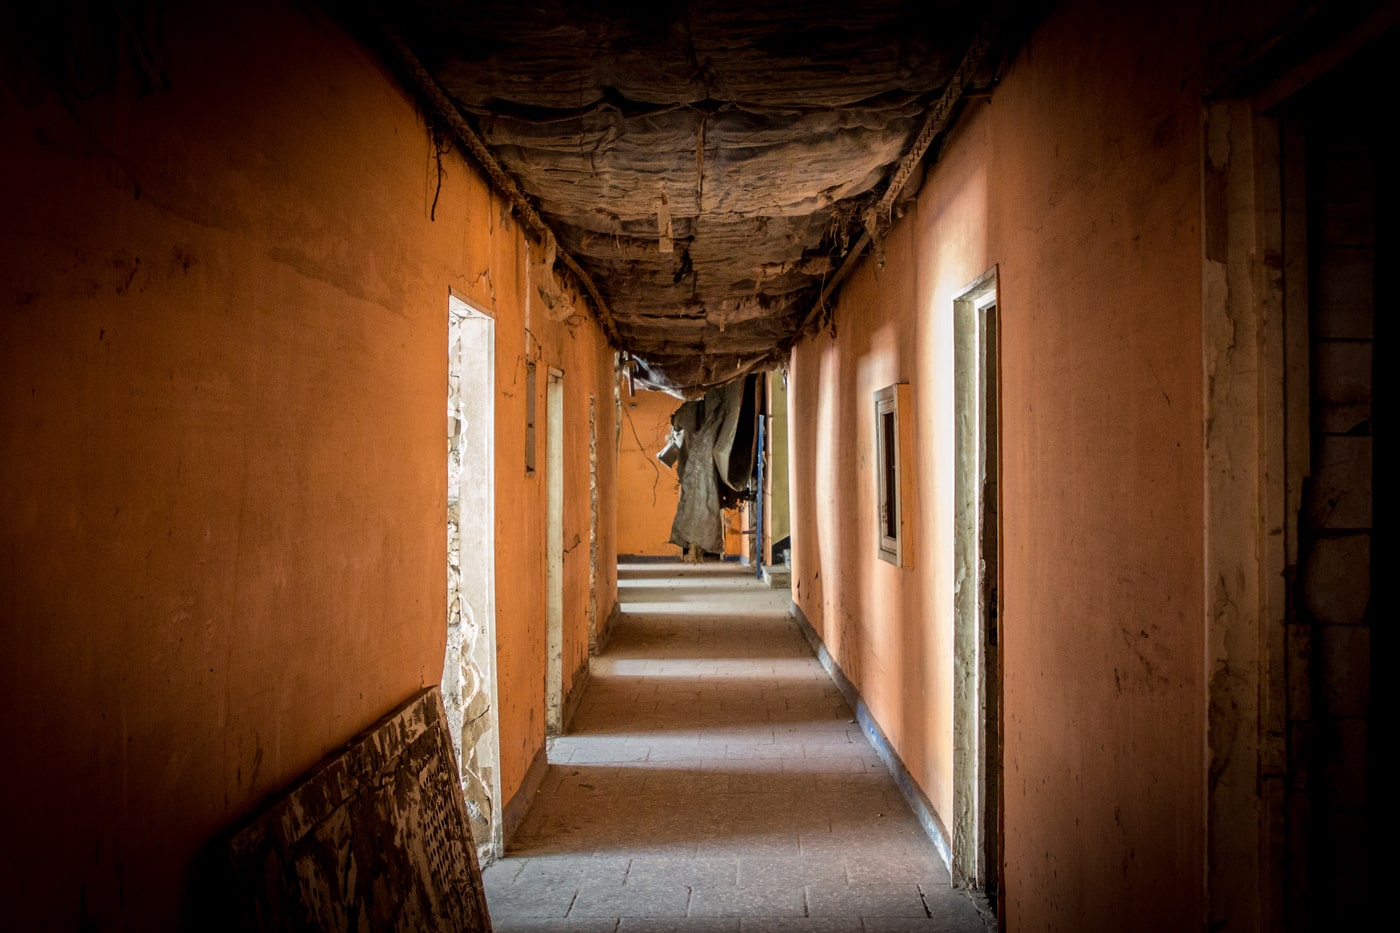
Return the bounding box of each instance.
[444,293,502,858]
[544,367,565,735]
[952,266,1001,897]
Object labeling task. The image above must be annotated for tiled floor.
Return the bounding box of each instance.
[482,563,991,933]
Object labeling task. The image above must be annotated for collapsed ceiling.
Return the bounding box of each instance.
[374,1,1010,394]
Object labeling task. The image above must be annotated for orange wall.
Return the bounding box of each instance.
[616,389,682,557]
[0,2,613,925]
[494,254,618,797]
[789,1,1205,928]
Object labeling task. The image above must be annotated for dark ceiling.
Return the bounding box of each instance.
[375,1,1009,394]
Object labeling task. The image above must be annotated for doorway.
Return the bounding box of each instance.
[765,371,792,568]
[587,395,600,653]
[444,294,501,858]
[953,268,1002,903]
[544,368,565,735]
[1278,66,1380,927]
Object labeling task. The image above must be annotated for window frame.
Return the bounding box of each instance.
[874,383,912,566]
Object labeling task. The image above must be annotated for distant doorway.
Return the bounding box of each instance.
[587,395,600,653]
[445,294,501,858]
[763,371,792,570]
[545,368,566,734]
[953,268,1002,904]
[1277,67,1380,925]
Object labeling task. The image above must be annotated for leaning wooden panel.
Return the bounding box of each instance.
[227,687,492,932]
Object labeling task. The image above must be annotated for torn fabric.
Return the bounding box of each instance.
[667,375,760,554]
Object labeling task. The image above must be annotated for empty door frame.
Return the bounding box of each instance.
[544,368,565,735]
[952,267,1002,899]
[444,293,502,858]
[587,396,600,653]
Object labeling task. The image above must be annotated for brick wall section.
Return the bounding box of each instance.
[1293,107,1375,926]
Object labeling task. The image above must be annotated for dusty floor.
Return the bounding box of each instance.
[482,562,991,932]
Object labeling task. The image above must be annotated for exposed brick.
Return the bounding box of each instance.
[1287,721,1314,793]
[1311,247,1374,339]
[1300,534,1371,624]
[1310,339,1371,435]
[1317,625,1371,718]
[1284,790,1311,921]
[1285,623,1313,717]
[1320,717,1369,811]
[1315,149,1375,246]
[1315,809,1369,908]
[1303,436,1372,530]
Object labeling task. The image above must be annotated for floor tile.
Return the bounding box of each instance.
[688,883,807,918]
[626,857,738,887]
[737,921,863,933]
[865,915,988,933]
[617,920,739,933]
[736,856,849,887]
[484,880,579,919]
[804,882,929,918]
[843,852,950,886]
[569,881,692,918]
[491,922,620,933]
[483,564,990,933]
[515,856,633,888]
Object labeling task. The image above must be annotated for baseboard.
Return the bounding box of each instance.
[789,600,955,871]
[594,602,621,655]
[562,658,590,731]
[500,743,549,850]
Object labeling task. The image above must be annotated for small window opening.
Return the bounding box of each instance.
[881,409,898,540]
[875,383,910,565]
[525,361,537,475]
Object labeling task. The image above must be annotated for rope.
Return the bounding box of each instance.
[377,25,623,346]
[796,8,1009,337]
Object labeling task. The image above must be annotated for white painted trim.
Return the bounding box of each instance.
[446,293,502,858]
[952,265,999,894]
[544,368,566,735]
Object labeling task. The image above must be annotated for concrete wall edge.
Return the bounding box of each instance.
[594,602,623,656]
[562,658,591,732]
[500,743,549,855]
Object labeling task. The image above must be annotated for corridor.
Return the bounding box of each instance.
[482,563,990,932]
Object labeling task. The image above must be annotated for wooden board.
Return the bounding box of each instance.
[227,687,492,932]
